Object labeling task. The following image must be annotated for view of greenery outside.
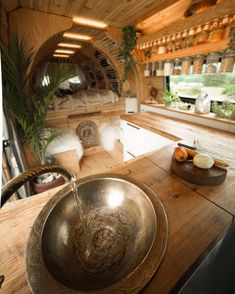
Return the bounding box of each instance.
[170,66,235,102]
[170,66,235,120]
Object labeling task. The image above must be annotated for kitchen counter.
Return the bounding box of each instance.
[121,112,235,216]
[1,112,235,294]
[140,103,235,133]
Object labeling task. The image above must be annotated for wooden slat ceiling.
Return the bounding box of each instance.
[1,0,193,27]
[33,30,123,77]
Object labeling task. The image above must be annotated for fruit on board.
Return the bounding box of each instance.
[174,147,188,162]
[193,153,214,169]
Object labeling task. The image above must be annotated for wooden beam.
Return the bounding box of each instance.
[136,0,191,34]
[138,0,235,44]
[106,26,122,47]
[8,8,72,62]
[142,39,229,63]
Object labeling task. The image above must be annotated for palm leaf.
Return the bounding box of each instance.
[1,35,74,163]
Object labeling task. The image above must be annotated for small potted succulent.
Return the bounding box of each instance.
[162,90,181,107]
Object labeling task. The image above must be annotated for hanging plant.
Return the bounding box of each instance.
[120,26,138,82]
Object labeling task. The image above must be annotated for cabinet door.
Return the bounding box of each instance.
[143,128,173,153]
[123,122,147,157]
[122,119,174,161]
[123,148,136,161]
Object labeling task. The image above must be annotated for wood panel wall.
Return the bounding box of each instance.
[138,0,235,44]
[1,0,186,28]
[8,8,72,58]
[142,76,165,103]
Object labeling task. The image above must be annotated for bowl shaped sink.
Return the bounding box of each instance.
[26,174,168,293]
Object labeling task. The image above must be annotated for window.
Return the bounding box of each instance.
[168,68,235,120]
[170,67,235,103]
[42,75,50,86]
[67,76,81,84]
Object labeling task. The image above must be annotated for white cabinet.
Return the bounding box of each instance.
[125,98,138,114]
[120,119,173,162]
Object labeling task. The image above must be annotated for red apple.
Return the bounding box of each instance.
[174,147,188,162]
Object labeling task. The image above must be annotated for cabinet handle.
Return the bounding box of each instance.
[127,123,140,130]
[126,151,136,158]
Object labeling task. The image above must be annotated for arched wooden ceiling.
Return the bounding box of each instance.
[1,0,194,27]
[33,27,123,72]
[33,31,121,92]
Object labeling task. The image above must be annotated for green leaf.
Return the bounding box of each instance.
[1,35,74,163]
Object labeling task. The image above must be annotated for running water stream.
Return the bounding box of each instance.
[70,177,94,268]
[70,177,86,224]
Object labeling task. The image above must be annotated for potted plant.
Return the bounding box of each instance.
[1,35,73,193]
[212,100,235,120]
[163,90,181,107]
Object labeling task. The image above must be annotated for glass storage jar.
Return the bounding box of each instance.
[164,60,172,76]
[182,57,192,75]
[175,39,181,51]
[193,55,205,74]
[172,59,182,75]
[185,35,194,48]
[151,41,158,55]
[220,49,235,73]
[166,36,174,53]
[151,62,156,76]
[195,31,208,45]
[205,52,220,73]
[144,63,150,77]
[208,28,224,42]
[156,61,164,76]
[203,22,210,32]
[181,30,188,49]
[157,43,166,54]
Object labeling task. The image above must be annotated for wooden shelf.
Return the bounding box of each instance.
[142,39,229,63]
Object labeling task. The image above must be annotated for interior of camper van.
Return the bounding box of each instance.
[1,0,235,293]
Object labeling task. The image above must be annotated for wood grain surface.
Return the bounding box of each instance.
[1,112,235,294]
[1,0,183,28]
[134,112,235,216]
[171,157,227,186]
[138,0,235,44]
[142,39,229,63]
[0,152,233,294]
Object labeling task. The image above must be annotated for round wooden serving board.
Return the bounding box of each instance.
[171,157,227,186]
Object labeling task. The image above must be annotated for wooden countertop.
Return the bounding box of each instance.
[1,112,235,293]
[121,112,235,216]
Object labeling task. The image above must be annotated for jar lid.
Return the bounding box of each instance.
[183,56,192,60]
[189,28,195,35]
[223,49,235,56]
[174,58,181,63]
[207,52,220,57]
[194,54,205,58]
[206,52,220,63]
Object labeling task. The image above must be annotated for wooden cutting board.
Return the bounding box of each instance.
[171,157,227,186]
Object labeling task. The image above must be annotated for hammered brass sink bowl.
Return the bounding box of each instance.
[26,174,168,293]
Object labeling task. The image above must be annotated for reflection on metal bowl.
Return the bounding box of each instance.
[26,174,168,293]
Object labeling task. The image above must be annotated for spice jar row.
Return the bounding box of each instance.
[144,50,235,77]
[138,14,235,60]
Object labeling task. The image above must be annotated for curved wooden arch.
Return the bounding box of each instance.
[32,31,121,92]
